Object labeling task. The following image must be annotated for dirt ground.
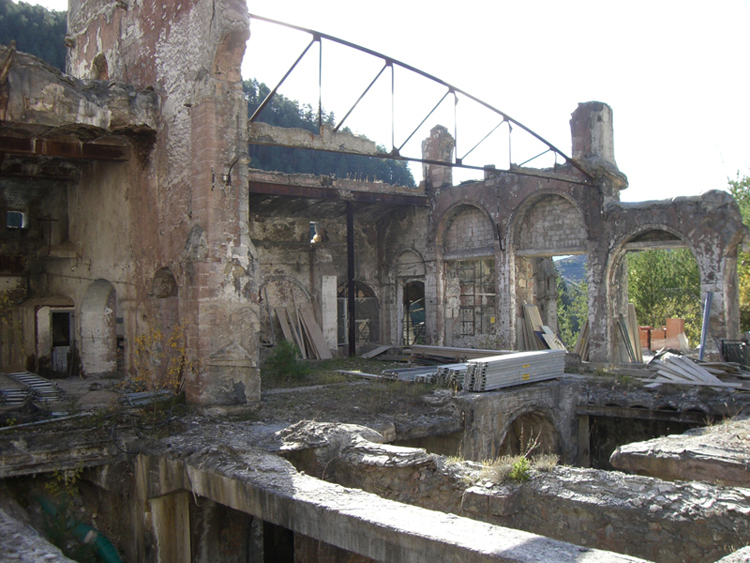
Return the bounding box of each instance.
[0,357,450,432]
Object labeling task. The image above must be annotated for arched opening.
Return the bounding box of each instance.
[80,279,117,377]
[403,281,425,345]
[612,228,701,358]
[513,194,588,350]
[439,204,496,347]
[498,411,560,457]
[337,281,379,346]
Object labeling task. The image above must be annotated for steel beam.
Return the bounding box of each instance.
[248,180,429,207]
[0,136,130,161]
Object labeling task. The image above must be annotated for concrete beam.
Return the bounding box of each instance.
[0,425,131,478]
[138,449,648,563]
[249,122,378,156]
[515,247,587,257]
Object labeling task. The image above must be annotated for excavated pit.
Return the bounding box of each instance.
[1,373,750,562]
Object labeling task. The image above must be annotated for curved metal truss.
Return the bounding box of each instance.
[247,14,592,182]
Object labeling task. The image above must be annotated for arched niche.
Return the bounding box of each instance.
[80,279,117,377]
[498,410,561,457]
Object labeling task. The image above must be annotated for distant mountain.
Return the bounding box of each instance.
[555,255,587,285]
[0,1,66,71]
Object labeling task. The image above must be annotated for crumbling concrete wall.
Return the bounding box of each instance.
[426,102,745,360]
[61,0,259,403]
[276,419,750,563]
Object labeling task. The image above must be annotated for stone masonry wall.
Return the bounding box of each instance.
[515,194,587,253]
[444,206,495,254]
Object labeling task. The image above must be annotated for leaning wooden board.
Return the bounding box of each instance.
[298,303,333,359]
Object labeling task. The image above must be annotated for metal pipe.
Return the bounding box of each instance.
[249,35,318,124]
[247,13,592,179]
[334,62,389,133]
[347,202,356,357]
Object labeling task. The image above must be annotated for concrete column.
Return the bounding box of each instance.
[148,491,191,563]
[570,102,616,164]
[321,275,338,349]
[422,125,455,194]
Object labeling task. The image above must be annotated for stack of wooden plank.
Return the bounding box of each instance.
[647,353,742,389]
[574,320,589,360]
[520,304,567,352]
[614,304,643,363]
[274,304,333,360]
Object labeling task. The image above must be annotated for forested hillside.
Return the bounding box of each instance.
[244,78,416,187]
[0,0,66,71]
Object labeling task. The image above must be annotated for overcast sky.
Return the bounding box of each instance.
[27,0,750,202]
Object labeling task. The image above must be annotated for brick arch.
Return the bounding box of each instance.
[511,191,587,255]
[436,202,496,257]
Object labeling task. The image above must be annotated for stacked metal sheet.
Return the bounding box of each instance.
[463,350,565,392]
[4,372,65,404]
[435,364,468,388]
[0,373,30,405]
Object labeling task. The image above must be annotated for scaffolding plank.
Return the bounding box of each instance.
[298,303,333,360]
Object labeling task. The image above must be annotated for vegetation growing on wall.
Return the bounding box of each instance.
[244,78,416,187]
[0,0,66,71]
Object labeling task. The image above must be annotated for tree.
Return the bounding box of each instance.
[557,272,588,349]
[0,1,66,71]
[728,173,750,331]
[627,248,701,344]
[244,78,416,187]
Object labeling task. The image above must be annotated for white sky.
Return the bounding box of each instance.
[26,0,750,202]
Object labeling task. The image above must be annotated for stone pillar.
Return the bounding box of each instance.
[570,102,616,164]
[570,102,627,203]
[422,125,455,193]
[321,275,338,350]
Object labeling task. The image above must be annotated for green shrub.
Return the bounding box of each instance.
[263,340,310,380]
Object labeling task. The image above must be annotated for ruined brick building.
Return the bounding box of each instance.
[0,0,745,407]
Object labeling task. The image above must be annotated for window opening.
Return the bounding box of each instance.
[455,258,495,336]
[403,281,426,345]
[337,282,379,345]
